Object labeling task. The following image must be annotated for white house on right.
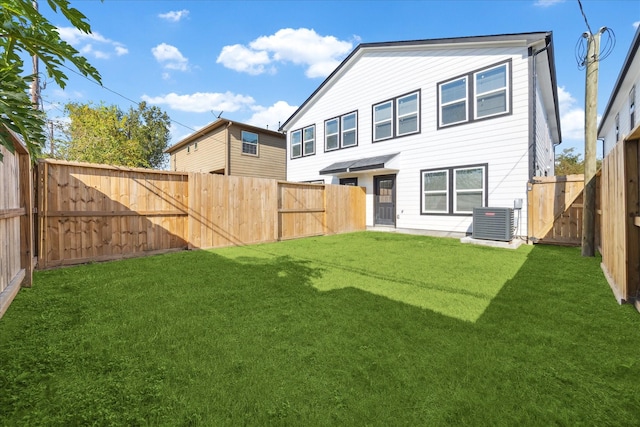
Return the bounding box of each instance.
[598,27,640,155]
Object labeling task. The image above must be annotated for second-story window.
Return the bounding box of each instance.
[241,131,258,156]
[325,111,358,151]
[373,90,420,142]
[630,85,636,130]
[291,125,315,158]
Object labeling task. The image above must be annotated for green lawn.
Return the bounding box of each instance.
[1,231,638,426]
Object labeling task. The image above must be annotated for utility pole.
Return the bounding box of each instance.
[30,0,40,109]
[581,28,605,257]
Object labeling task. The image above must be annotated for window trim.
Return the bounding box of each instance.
[324,111,358,152]
[438,60,512,129]
[372,89,421,142]
[420,163,488,216]
[241,130,259,157]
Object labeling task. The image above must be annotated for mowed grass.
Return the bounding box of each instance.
[0,231,638,426]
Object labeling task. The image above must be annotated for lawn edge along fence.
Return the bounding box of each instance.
[36,159,365,269]
[0,129,34,320]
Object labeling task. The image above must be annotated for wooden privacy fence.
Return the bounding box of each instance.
[527,174,585,246]
[599,127,640,307]
[38,159,366,268]
[0,131,33,319]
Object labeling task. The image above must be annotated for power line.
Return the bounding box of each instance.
[58,63,199,134]
[577,0,594,38]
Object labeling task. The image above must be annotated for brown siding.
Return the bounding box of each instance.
[173,127,227,173]
[228,125,286,180]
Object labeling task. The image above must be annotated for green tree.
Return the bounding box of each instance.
[555,147,602,176]
[60,102,171,168]
[555,147,584,175]
[0,0,101,161]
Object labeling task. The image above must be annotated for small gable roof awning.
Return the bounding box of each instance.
[319,153,399,175]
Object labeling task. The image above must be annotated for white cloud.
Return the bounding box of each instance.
[217,28,354,78]
[152,43,189,71]
[557,86,585,141]
[57,26,128,59]
[158,9,189,22]
[534,0,565,7]
[141,92,255,113]
[217,44,272,75]
[246,101,298,131]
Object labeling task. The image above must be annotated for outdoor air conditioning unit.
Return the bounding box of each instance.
[472,207,514,242]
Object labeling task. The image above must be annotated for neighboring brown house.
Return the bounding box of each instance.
[165,118,286,179]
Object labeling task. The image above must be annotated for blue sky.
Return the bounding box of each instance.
[40,0,639,160]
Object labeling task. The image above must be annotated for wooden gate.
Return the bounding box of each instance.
[527,175,585,245]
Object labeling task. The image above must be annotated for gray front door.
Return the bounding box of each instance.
[374,174,396,226]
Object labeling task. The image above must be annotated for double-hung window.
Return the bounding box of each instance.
[290,125,315,158]
[241,131,258,156]
[474,64,508,119]
[397,92,419,135]
[373,101,393,141]
[373,90,420,142]
[438,60,511,128]
[422,170,449,213]
[421,164,487,215]
[325,112,358,151]
[440,78,468,126]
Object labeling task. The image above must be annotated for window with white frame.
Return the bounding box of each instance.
[615,113,620,142]
[630,85,636,130]
[373,101,393,141]
[474,64,508,119]
[241,131,258,156]
[291,130,302,158]
[438,60,511,128]
[454,167,485,214]
[397,92,419,136]
[303,125,315,156]
[422,170,449,213]
[325,111,357,151]
[421,164,487,215]
[325,118,339,151]
[373,90,420,142]
[440,77,468,126]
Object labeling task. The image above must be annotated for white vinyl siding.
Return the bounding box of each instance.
[284,42,546,235]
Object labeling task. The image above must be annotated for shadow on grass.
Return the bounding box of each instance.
[1,239,639,426]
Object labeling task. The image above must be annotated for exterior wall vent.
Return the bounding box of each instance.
[472,207,514,241]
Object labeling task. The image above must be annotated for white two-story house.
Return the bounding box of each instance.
[281,32,561,236]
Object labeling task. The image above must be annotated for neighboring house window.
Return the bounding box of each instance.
[325,111,358,151]
[173,154,177,171]
[630,85,636,130]
[438,60,511,128]
[373,90,420,142]
[615,113,620,142]
[187,144,190,154]
[340,177,358,186]
[194,141,198,151]
[242,130,258,156]
[421,164,487,215]
[291,125,315,158]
